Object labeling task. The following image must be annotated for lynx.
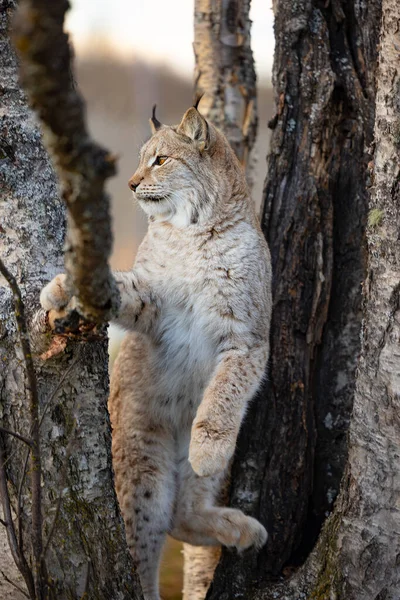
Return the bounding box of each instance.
[40,106,272,600]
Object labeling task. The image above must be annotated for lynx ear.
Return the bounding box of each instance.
[149,105,163,135]
[177,107,209,152]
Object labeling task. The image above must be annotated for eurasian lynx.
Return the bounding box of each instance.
[40,106,272,600]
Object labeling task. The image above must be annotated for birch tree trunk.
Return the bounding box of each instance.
[206,0,400,598]
[0,2,142,598]
[194,0,257,171]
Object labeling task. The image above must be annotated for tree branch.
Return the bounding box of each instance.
[0,568,30,599]
[0,436,35,599]
[17,449,30,559]
[0,258,46,599]
[0,427,33,448]
[12,0,120,324]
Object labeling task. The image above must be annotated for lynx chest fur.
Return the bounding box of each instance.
[129,214,270,428]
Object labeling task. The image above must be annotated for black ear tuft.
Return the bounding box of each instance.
[150,105,162,134]
[193,93,204,111]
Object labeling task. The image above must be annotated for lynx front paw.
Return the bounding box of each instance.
[40,274,72,312]
[189,420,235,477]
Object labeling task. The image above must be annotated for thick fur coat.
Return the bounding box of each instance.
[41,107,272,600]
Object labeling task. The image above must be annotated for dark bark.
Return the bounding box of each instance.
[208,1,381,598]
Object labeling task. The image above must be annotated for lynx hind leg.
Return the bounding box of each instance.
[171,461,268,551]
[109,348,176,600]
[182,544,221,600]
[112,422,176,600]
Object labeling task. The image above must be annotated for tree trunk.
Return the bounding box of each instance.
[193,0,257,172]
[207,0,395,598]
[0,3,142,598]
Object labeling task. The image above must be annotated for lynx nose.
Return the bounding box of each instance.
[129,178,139,192]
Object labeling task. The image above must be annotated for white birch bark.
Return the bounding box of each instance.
[194,0,257,175]
[0,3,142,598]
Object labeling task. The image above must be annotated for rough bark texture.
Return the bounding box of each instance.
[0,2,142,598]
[12,0,120,324]
[194,0,257,172]
[207,1,383,598]
[331,2,400,594]
[245,2,400,596]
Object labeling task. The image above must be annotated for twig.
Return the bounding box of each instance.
[0,435,35,598]
[17,448,30,556]
[13,0,120,324]
[0,258,46,599]
[43,415,78,558]
[16,349,82,569]
[0,568,30,599]
[0,427,33,448]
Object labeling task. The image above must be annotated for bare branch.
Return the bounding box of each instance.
[0,568,30,599]
[0,427,33,448]
[0,258,45,599]
[17,449,30,557]
[12,0,120,324]
[14,350,82,579]
[0,436,35,598]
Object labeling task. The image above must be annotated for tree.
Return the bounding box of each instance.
[193,0,257,170]
[0,1,142,598]
[205,0,400,598]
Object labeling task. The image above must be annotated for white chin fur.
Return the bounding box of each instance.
[138,191,197,228]
[138,198,170,218]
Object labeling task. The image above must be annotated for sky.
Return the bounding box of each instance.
[67,0,275,81]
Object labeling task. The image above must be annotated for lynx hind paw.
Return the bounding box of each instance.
[213,509,268,551]
[40,274,71,311]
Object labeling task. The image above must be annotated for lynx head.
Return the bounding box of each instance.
[128,105,246,227]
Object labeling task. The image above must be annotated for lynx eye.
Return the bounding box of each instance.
[154,156,168,166]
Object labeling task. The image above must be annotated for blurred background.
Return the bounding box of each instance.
[66,1,275,598]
